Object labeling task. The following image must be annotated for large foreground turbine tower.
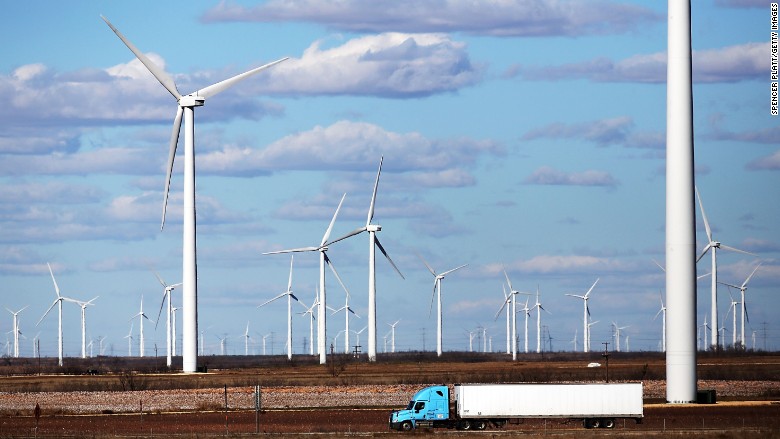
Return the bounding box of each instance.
[102,17,286,372]
[665,0,698,403]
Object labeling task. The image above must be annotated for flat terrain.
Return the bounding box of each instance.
[0,352,778,437]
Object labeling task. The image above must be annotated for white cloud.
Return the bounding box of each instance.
[746,150,780,171]
[250,33,482,97]
[523,166,618,188]
[510,42,767,83]
[203,0,661,37]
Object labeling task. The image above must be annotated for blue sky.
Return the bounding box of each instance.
[1,0,777,358]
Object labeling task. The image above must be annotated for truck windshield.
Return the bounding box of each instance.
[405,401,414,410]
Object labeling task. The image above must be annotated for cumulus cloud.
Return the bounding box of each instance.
[486,254,634,276]
[247,33,482,97]
[746,150,780,171]
[202,0,661,37]
[522,116,663,149]
[523,166,618,188]
[508,42,767,83]
[198,120,503,177]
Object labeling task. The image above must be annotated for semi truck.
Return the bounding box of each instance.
[389,383,643,431]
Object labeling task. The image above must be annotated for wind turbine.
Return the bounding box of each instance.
[37,263,76,367]
[387,320,400,353]
[502,268,530,360]
[4,306,28,358]
[493,284,511,355]
[587,320,600,352]
[530,287,550,353]
[130,296,151,357]
[719,262,761,349]
[243,322,251,356]
[612,322,629,352]
[124,322,134,357]
[571,329,578,352]
[695,187,755,351]
[73,297,98,359]
[326,156,404,362]
[700,315,709,351]
[724,289,740,348]
[259,255,305,360]
[331,286,361,354]
[154,272,181,367]
[654,290,667,352]
[565,278,599,353]
[264,194,349,364]
[172,306,179,356]
[419,254,467,357]
[102,16,287,373]
[299,292,318,356]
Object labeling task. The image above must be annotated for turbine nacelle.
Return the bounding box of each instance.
[366,224,381,232]
[179,95,205,108]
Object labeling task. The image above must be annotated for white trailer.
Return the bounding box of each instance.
[456,383,643,428]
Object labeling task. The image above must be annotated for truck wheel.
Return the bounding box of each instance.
[586,418,601,429]
[602,419,615,429]
[400,421,413,432]
[473,420,487,430]
[457,420,472,430]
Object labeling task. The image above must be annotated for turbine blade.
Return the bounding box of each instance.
[154,292,166,330]
[324,253,351,297]
[366,156,383,227]
[326,226,366,247]
[743,262,762,287]
[321,193,346,247]
[375,237,404,279]
[695,186,713,241]
[719,244,756,258]
[161,106,183,231]
[696,244,713,263]
[287,255,294,292]
[584,278,599,298]
[258,292,286,308]
[428,280,437,317]
[153,270,168,288]
[502,267,513,292]
[101,16,181,100]
[441,263,468,277]
[417,253,437,277]
[652,259,665,272]
[263,246,319,255]
[196,57,288,99]
[47,262,61,298]
[37,300,58,326]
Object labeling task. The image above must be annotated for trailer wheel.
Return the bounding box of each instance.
[456,420,472,430]
[585,418,601,429]
[602,419,615,429]
[400,421,413,432]
[492,420,506,429]
[473,420,487,430]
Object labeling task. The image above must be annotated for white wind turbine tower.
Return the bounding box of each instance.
[587,320,600,352]
[37,263,76,367]
[332,286,361,354]
[172,306,179,356]
[719,262,761,349]
[130,296,151,357]
[5,306,27,358]
[387,320,400,353]
[259,255,305,360]
[502,269,530,360]
[419,255,467,357]
[493,284,511,355]
[571,329,578,352]
[700,315,709,351]
[73,297,98,359]
[299,293,317,356]
[124,322,134,357]
[243,323,251,356]
[325,157,405,362]
[654,291,667,352]
[531,287,550,354]
[264,194,349,365]
[102,16,287,373]
[724,289,740,348]
[695,187,754,351]
[520,298,531,353]
[154,272,181,367]
[565,278,599,353]
[612,322,629,352]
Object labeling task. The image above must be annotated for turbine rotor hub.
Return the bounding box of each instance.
[179,95,205,107]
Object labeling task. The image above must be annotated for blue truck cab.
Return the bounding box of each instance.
[389,385,450,431]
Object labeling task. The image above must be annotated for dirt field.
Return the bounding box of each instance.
[0,352,778,437]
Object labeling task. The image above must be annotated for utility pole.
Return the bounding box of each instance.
[602,342,610,383]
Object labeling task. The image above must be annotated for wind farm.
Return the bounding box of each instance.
[0,4,778,437]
